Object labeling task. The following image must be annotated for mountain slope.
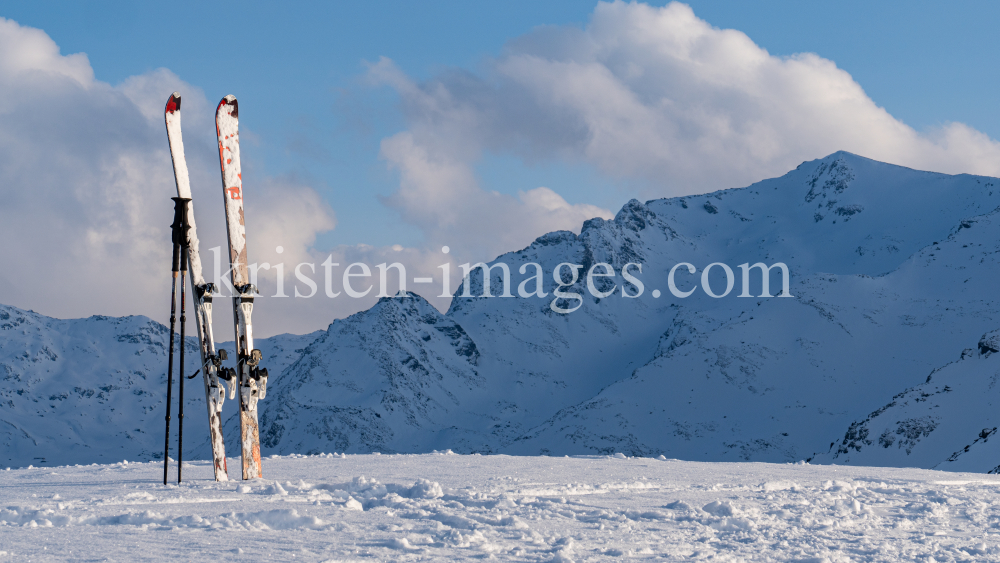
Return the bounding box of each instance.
[508,154,1000,462]
[0,303,319,469]
[258,293,489,454]
[254,151,1000,467]
[0,305,180,467]
[811,326,1000,471]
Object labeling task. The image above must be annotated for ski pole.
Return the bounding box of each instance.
[176,197,191,483]
[164,197,186,485]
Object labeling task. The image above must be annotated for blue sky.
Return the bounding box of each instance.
[7,0,999,248]
[4,1,603,248]
[2,1,1000,335]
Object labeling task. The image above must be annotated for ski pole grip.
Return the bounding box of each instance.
[170,197,192,247]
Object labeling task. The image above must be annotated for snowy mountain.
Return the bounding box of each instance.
[250,151,1000,468]
[258,293,490,455]
[496,154,1000,464]
[6,151,1000,471]
[813,327,1000,473]
[0,303,314,468]
[0,305,180,467]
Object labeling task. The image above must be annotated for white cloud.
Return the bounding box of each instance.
[0,17,460,337]
[247,177,337,272]
[369,60,614,264]
[8,2,1000,336]
[229,240,460,336]
[372,0,1000,203]
[0,18,338,338]
[378,129,611,262]
[0,18,92,85]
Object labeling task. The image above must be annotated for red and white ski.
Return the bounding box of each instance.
[215,95,268,480]
[164,92,231,481]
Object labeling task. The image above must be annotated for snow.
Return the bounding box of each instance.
[248,151,1000,468]
[2,453,1000,561]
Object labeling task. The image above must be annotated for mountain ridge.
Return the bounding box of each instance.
[5,151,1000,472]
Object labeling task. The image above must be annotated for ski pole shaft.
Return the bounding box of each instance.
[178,259,187,483]
[163,245,179,486]
[164,197,189,486]
[175,197,191,484]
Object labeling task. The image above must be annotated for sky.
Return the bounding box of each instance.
[2,0,1000,338]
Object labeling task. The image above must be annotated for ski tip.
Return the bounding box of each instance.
[166,92,181,114]
[217,95,238,119]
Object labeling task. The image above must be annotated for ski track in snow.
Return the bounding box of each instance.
[1,453,999,561]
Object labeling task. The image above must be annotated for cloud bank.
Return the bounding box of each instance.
[372,0,1000,206]
[0,18,342,337]
[0,17,465,336]
[6,1,1000,336]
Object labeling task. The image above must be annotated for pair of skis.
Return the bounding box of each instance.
[164,92,268,481]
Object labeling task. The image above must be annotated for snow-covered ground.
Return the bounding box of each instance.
[2,453,999,562]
